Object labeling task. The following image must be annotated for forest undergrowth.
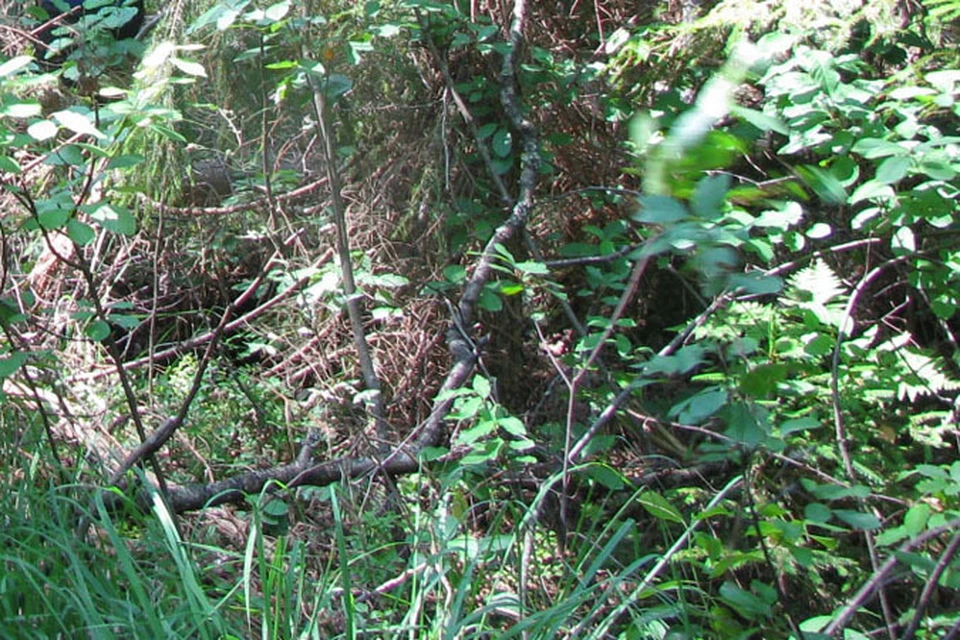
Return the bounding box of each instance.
[1,0,959,637]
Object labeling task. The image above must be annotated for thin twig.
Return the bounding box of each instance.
[901,532,960,640]
[309,67,387,446]
[68,249,334,381]
[830,255,913,639]
[824,517,960,637]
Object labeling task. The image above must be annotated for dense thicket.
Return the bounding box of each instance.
[0,0,959,637]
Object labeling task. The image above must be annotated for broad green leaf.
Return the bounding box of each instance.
[28,119,58,141]
[670,386,728,424]
[730,105,788,134]
[780,417,821,436]
[0,100,41,119]
[171,58,208,77]
[833,509,881,530]
[472,375,491,399]
[719,581,772,619]
[0,352,26,378]
[86,320,111,342]
[491,128,513,158]
[582,464,626,491]
[52,110,106,139]
[637,491,684,524]
[454,416,497,445]
[478,288,502,312]
[875,155,910,184]
[38,208,70,230]
[892,225,916,254]
[851,137,908,159]
[691,173,730,220]
[796,165,846,204]
[635,195,689,224]
[804,502,832,524]
[0,156,20,173]
[0,55,33,79]
[903,503,930,536]
[848,180,895,204]
[105,154,145,170]
[108,314,142,330]
[66,219,96,246]
[87,203,137,235]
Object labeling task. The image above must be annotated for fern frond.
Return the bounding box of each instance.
[787,259,846,306]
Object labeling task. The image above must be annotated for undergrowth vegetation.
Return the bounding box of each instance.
[1,0,959,637]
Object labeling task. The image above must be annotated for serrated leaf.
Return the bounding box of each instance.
[787,259,845,306]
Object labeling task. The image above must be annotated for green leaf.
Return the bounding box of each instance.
[833,509,881,530]
[582,464,626,491]
[719,581,773,620]
[52,110,106,140]
[86,320,111,342]
[635,195,689,224]
[804,502,832,524]
[903,503,931,536]
[449,395,483,420]
[491,128,513,158]
[851,137,908,159]
[875,156,911,184]
[108,314,142,330]
[730,105,788,134]
[780,417,821,436]
[0,352,26,378]
[478,288,502,312]
[472,375,491,399]
[87,203,136,235]
[38,207,70,230]
[28,119,58,141]
[740,363,788,397]
[0,55,34,79]
[66,219,96,246]
[670,386,728,424]
[460,439,502,466]
[455,416,498,445]
[263,498,289,518]
[691,173,730,220]
[637,491,684,524]
[795,165,847,204]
